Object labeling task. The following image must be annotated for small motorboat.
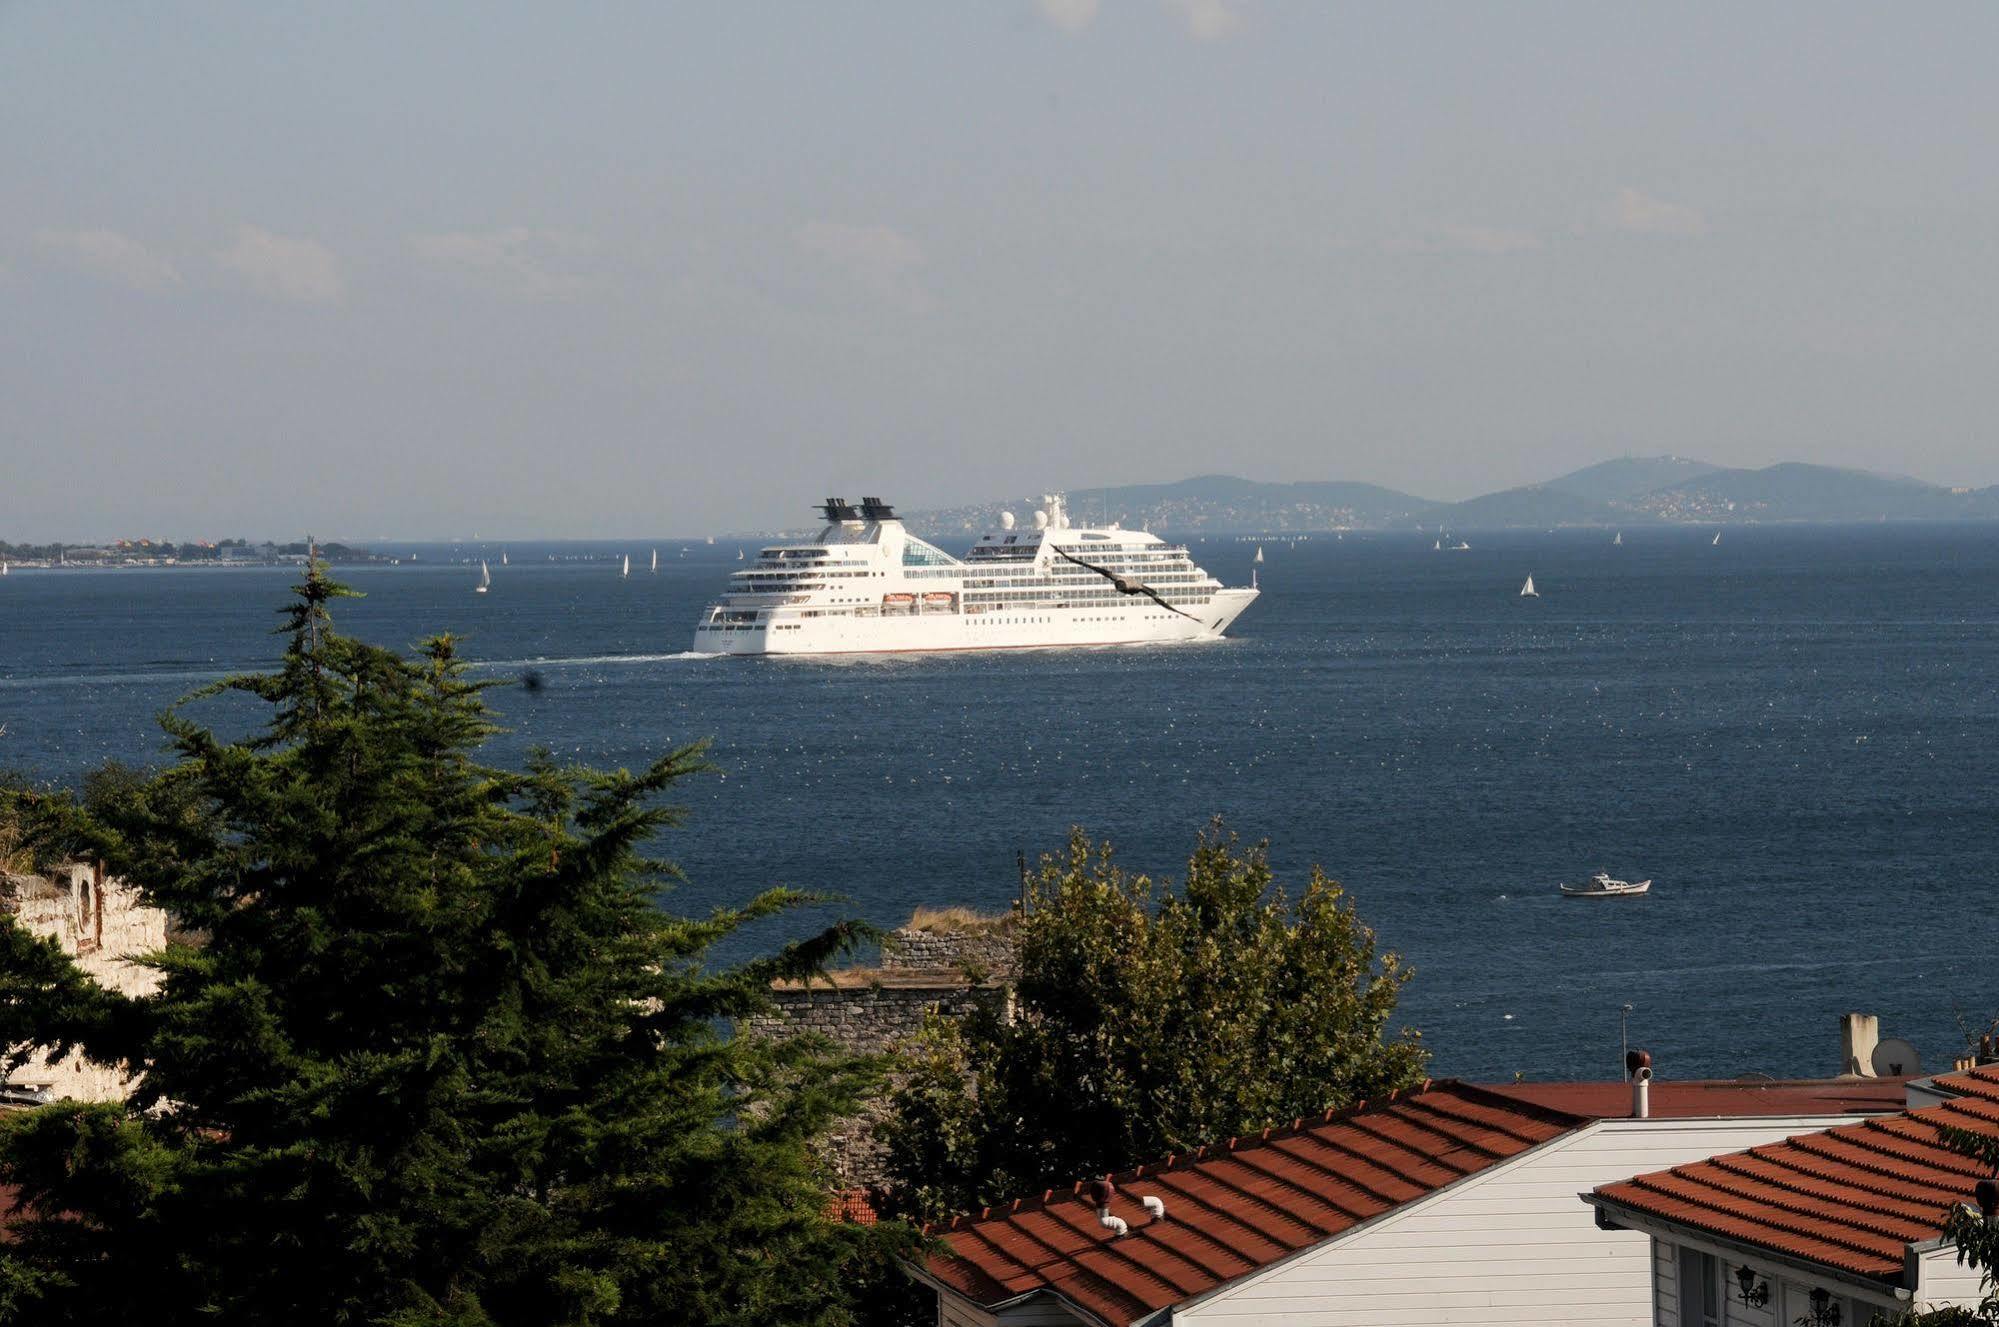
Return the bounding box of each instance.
[1560,871,1652,898]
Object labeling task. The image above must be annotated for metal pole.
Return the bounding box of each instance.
[1620,1003,1633,1077]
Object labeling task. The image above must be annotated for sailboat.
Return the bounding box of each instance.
[2,560,8,576]
[650,548,658,573]
[736,548,744,561]
[1519,575,1539,598]
[475,560,491,594]
[621,554,630,578]
[1613,531,1622,546]
[1712,531,1721,546]
[1254,545,1265,564]
[501,550,508,566]
[1433,538,1442,551]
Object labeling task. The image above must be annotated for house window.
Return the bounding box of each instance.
[1678,1246,1721,1327]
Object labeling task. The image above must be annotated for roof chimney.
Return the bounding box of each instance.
[1841,1013,1880,1077]
[1627,1049,1653,1119]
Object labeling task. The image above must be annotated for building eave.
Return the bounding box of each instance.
[1583,1190,1914,1304]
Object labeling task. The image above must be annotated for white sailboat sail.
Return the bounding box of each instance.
[651,548,658,573]
[1712,531,1721,546]
[1254,545,1264,564]
[1433,539,1442,551]
[501,550,508,566]
[1519,575,1538,597]
[476,560,491,593]
[1613,531,1622,546]
[622,554,631,578]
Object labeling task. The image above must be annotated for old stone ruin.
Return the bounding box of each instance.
[744,907,1017,1189]
[1,861,168,1105]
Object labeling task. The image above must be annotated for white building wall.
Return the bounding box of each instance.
[1653,1238,1680,1327]
[1638,1230,1905,1327]
[1172,1117,1872,1327]
[1913,1240,1990,1314]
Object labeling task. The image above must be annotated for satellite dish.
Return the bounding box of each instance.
[1872,1038,1921,1077]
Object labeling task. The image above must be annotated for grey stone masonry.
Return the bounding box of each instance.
[745,972,1009,1189]
[879,925,1017,980]
[742,915,1020,1188]
[743,972,1003,1058]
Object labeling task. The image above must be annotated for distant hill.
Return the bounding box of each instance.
[905,475,1431,537]
[863,460,1999,538]
[1432,485,1618,529]
[1543,455,1720,504]
[1626,463,1999,523]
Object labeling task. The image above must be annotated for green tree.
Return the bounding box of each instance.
[0,565,911,1326]
[879,827,1426,1221]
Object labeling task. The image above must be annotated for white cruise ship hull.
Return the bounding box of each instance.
[694,494,1260,657]
[700,587,1256,656]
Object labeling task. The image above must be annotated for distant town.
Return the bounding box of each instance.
[0,538,386,569]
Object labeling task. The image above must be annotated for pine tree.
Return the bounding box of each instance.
[879,826,1426,1221]
[0,564,911,1326]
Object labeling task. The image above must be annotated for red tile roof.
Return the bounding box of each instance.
[1591,1094,1999,1285]
[1927,1062,1999,1105]
[1488,1077,1911,1120]
[827,1189,878,1226]
[921,1080,1589,1327]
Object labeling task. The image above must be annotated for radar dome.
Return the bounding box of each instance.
[1033,510,1049,530]
[1000,510,1016,531]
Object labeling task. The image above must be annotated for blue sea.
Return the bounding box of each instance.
[3,525,1995,1084]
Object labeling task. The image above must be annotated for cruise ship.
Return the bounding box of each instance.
[693,495,1258,656]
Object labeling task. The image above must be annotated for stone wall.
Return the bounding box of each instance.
[881,924,1017,980]
[2,862,168,1103]
[747,971,1010,1190]
[744,976,1000,1057]
[745,916,1020,1190]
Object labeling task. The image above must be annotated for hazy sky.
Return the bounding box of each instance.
[4,3,1996,539]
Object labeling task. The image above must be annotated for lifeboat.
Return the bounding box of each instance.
[923,592,954,605]
[883,593,915,605]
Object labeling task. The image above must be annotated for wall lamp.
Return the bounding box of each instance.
[1800,1286,1843,1327]
[1733,1264,1769,1308]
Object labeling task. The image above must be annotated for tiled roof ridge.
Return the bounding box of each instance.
[1608,1172,1909,1276]
[1439,1077,1600,1129]
[1786,1126,1975,1191]
[1404,1080,1597,1141]
[1676,1156,1940,1246]
[1592,1089,1999,1284]
[924,1077,1430,1236]
[921,1076,1584,1236]
[1927,1063,1999,1098]
[1723,1145,1954,1223]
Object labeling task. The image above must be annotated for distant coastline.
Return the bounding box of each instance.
[0,539,388,570]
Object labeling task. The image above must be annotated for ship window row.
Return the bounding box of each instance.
[963,592,1213,607]
[963,576,1207,591]
[744,569,871,580]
